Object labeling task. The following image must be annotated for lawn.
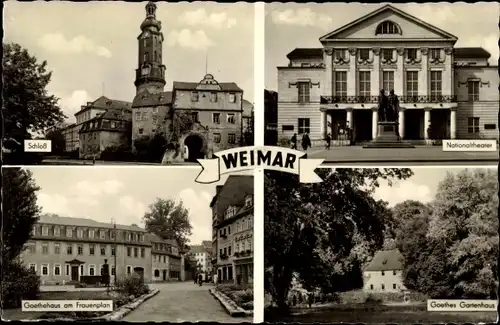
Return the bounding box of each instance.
[265,303,497,324]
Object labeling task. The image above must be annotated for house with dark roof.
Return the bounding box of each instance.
[277,4,499,145]
[131,2,247,163]
[210,175,254,285]
[149,233,183,282]
[363,249,407,292]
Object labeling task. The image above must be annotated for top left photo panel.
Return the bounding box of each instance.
[3,1,255,166]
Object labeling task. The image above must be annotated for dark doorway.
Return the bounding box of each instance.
[71,266,79,281]
[163,270,167,281]
[353,109,372,142]
[184,135,204,162]
[404,110,424,140]
[228,266,233,281]
[133,267,144,281]
[329,110,347,140]
[431,109,449,139]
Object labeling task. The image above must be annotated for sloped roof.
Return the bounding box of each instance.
[190,245,206,254]
[365,249,404,271]
[38,214,147,232]
[286,48,323,60]
[202,240,212,249]
[210,175,254,223]
[91,96,132,109]
[454,47,491,59]
[173,81,242,92]
[147,232,179,247]
[132,90,172,108]
[319,4,458,42]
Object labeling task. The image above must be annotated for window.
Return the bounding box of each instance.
[334,49,346,60]
[100,245,106,256]
[141,112,147,120]
[163,256,166,263]
[54,243,60,254]
[80,265,84,275]
[127,266,132,275]
[42,243,49,254]
[89,265,96,276]
[468,117,480,134]
[111,231,116,240]
[111,266,116,276]
[212,113,220,124]
[135,112,141,121]
[297,82,310,103]
[111,247,116,256]
[191,92,199,102]
[358,71,371,98]
[192,112,199,122]
[228,133,236,144]
[100,265,105,276]
[127,247,132,257]
[141,248,145,258]
[406,71,418,98]
[406,49,417,60]
[54,227,60,236]
[228,246,232,256]
[100,230,105,239]
[430,48,441,60]
[393,284,397,289]
[89,244,95,255]
[54,264,61,276]
[227,113,235,124]
[298,118,310,134]
[430,71,442,101]
[66,265,70,276]
[77,228,83,238]
[210,92,217,102]
[382,71,394,93]
[140,235,144,242]
[144,52,148,62]
[229,93,236,103]
[370,284,374,290]
[42,264,49,276]
[213,133,221,143]
[152,107,159,114]
[359,49,370,60]
[27,243,36,254]
[66,228,72,237]
[467,80,480,101]
[376,21,400,34]
[381,271,385,276]
[29,263,36,273]
[381,284,385,290]
[334,71,347,98]
[67,244,73,255]
[134,247,138,258]
[382,49,393,61]
[78,245,83,255]
[89,229,95,238]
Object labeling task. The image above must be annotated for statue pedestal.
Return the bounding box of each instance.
[363,121,415,149]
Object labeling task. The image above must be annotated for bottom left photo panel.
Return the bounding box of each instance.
[2,167,254,322]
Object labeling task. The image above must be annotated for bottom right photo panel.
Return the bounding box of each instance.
[264,167,498,324]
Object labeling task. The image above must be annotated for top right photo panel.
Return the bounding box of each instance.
[264,3,499,166]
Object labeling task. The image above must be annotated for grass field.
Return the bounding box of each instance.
[265,303,497,324]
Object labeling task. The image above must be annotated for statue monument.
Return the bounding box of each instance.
[364,89,414,148]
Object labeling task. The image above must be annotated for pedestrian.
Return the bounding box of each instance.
[426,124,432,146]
[301,133,311,151]
[194,273,198,285]
[346,122,352,146]
[213,273,218,287]
[325,133,331,150]
[291,133,297,150]
[198,273,203,287]
[308,293,314,308]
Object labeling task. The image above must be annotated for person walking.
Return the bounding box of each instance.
[290,133,297,150]
[198,273,203,287]
[194,273,198,285]
[426,124,432,146]
[213,273,218,287]
[301,133,311,151]
[325,133,331,150]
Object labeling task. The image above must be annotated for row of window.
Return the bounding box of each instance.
[25,242,150,258]
[153,269,180,278]
[223,196,253,220]
[219,216,253,238]
[76,111,93,125]
[191,92,237,103]
[219,240,253,257]
[152,254,170,263]
[28,263,115,277]
[135,108,160,121]
[331,47,442,62]
[152,243,179,254]
[82,132,98,141]
[369,283,399,290]
[32,225,145,242]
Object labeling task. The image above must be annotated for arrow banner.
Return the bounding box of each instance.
[195,146,324,184]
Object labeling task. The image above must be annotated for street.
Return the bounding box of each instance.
[123,282,251,322]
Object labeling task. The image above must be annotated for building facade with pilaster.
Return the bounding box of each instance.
[277,5,498,144]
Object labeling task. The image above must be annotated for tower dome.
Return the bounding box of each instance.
[140,2,161,31]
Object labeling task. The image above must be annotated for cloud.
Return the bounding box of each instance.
[118,195,147,226]
[177,188,213,245]
[38,33,112,58]
[73,180,124,197]
[166,29,215,50]
[374,181,433,207]
[57,90,94,121]
[179,8,237,29]
[410,4,457,24]
[37,193,71,216]
[271,8,333,30]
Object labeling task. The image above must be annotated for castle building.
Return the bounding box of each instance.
[19,214,182,285]
[276,5,499,144]
[211,175,254,285]
[363,249,407,293]
[131,2,246,162]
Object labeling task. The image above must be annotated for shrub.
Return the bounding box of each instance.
[113,274,150,298]
[323,292,342,303]
[101,145,135,162]
[364,293,383,304]
[2,261,41,308]
[217,284,242,295]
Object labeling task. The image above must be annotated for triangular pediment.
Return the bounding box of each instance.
[320,5,458,42]
[66,259,85,265]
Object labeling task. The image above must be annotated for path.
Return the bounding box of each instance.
[123,282,251,323]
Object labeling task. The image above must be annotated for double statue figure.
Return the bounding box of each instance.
[378,89,399,122]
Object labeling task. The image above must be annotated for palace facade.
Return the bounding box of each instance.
[211,175,254,285]
[277,5,499,144]
[19,214,183,285]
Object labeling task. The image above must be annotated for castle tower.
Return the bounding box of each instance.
[134,1,166,94]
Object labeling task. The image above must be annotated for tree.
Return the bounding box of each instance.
[143,198,193,249]
[265,168,413,312]
[3,43,66,151]
[45,128,66,155]
[2,168,41,266]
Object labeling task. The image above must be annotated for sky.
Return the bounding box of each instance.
[26,167,252,246]
[3,1,254,123]
[265,2,500,90]
[373,166,497,207]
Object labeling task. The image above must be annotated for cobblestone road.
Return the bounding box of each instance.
[123,282,252,322]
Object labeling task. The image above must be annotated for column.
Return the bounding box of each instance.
[372,109,378,139]
[420,48,429,97]
[424,109,431,139]
[398,109,405,139]
[346,109,353,127]
[450,108,456,139]
[323,49,333,97]
[347,48,357,96]
[372,48,381,95]
[320,110,327,139]
[395,48,404,95]
[443,47,453,96]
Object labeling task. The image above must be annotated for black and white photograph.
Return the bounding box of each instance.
[265,3,499,165]
[2,167,254,322]
[3,1,254,166]
[264,167,498,323]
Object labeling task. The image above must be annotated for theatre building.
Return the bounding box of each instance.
[277,4,499,144]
